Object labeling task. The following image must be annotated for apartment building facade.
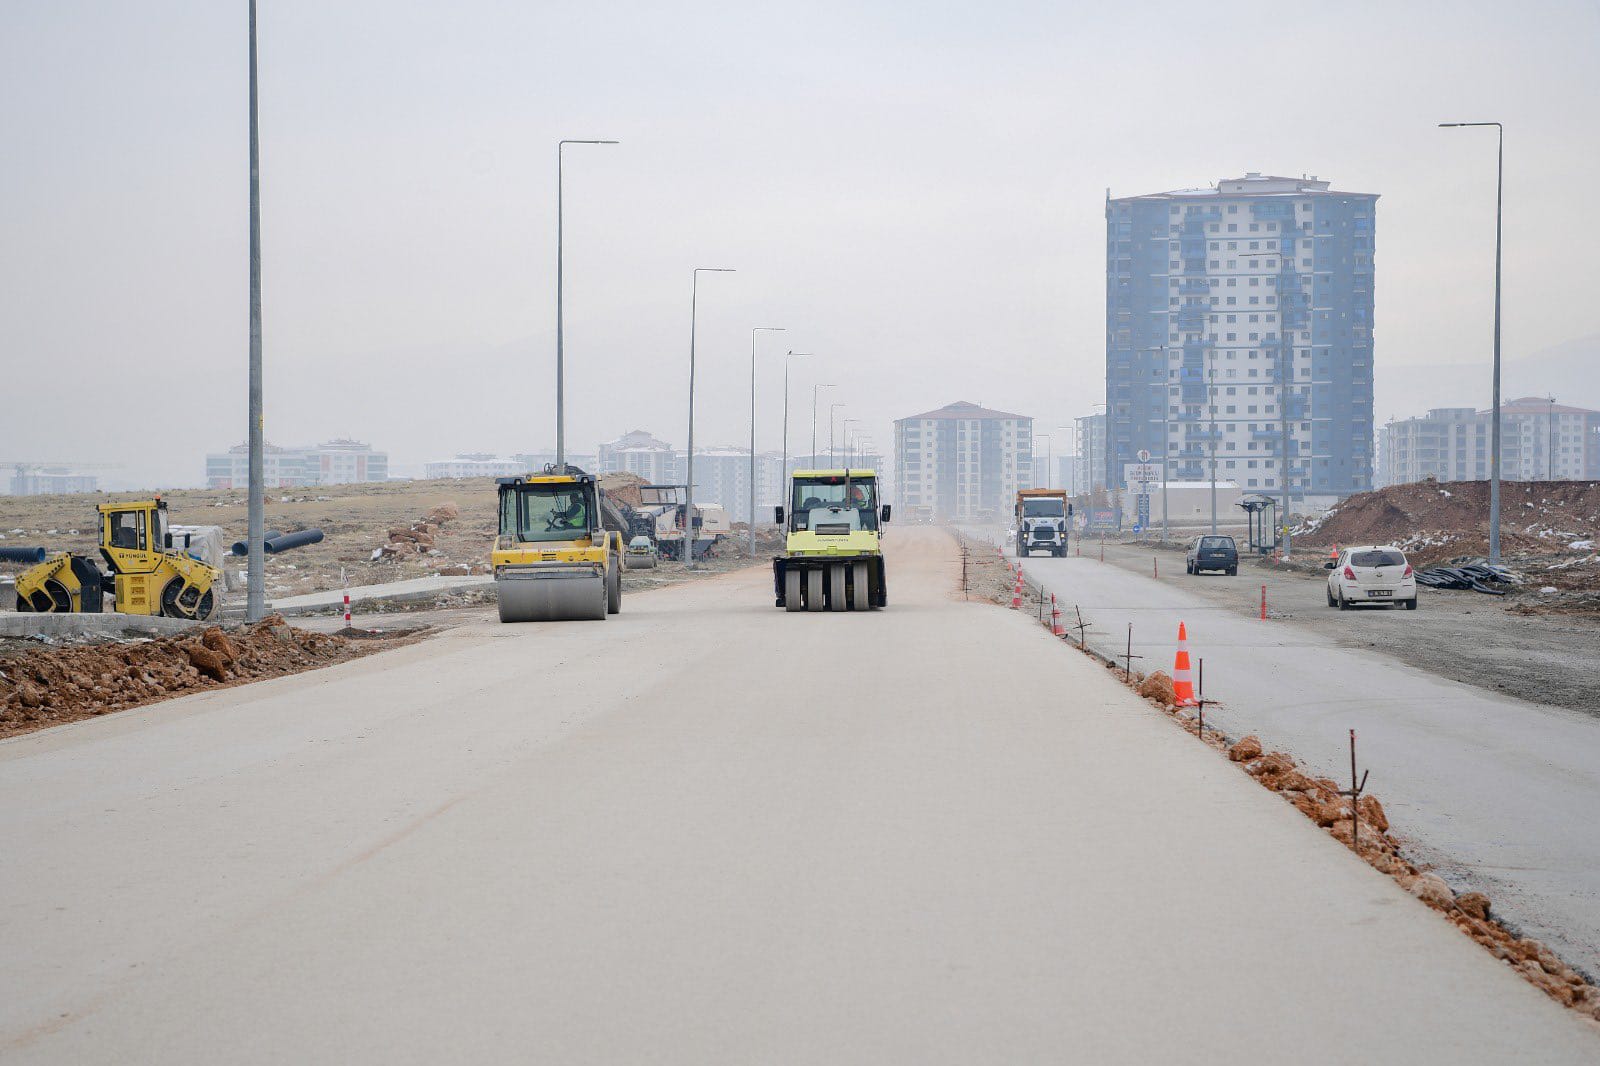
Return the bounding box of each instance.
[206,439,389,488]
[894,401,1033,520]
[1382,398,1600,485]
[1106,173,1377,504]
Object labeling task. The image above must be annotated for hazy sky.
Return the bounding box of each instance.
[3,0,1598,490]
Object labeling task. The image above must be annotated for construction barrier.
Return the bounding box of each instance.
[1172,621,1197,706]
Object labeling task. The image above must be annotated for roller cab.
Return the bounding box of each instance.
[772,469,889,612]
[492,472,623,623]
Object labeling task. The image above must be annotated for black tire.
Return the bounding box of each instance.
[828,564,847,611]
[1227,566,1237,576]
[805,569,824,612]
[784,568,803,612]
[1186,561,1194,575]
[606,560,621,615]
[1404,596,1418,611]
[1327,587,1337,607]
[1337,590,1350,611]
[851,561,870,611]
[16,594,30,613]
[43,580,71,613]
[197,590,216,621]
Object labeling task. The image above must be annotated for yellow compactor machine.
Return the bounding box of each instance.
[772,469,890,612]
[491,470,624,622]
[12,498,221,620]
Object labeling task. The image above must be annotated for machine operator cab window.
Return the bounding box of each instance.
[500,483,591,544]
[108,509,146,551]
[790,476,879,533]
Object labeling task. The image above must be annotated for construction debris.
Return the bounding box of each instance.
[0,616,418,739]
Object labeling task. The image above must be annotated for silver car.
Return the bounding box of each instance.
[1326,545,1418,610]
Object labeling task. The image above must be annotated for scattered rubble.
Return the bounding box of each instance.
[0,616,419,739]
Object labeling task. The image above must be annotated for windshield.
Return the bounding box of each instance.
[791,476,878,532]
[499,483,593,543]
[1351,550,1406,567]
[1200,536,1234,550]
[1022,499,1064,517]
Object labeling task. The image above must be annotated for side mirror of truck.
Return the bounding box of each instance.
[774,506,784,524]
[1323,560,1336,570]
[880,504,892,523]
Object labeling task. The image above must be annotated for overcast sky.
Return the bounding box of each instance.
[3,0,1598,490]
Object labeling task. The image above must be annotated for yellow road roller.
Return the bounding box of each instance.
[492,470,623,622]
[772,469,889,612]
[12,498,221,620]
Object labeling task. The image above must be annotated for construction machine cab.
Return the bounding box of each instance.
[497,474,600,545]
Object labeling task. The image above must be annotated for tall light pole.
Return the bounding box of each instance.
[555,139,618,470]
[1144,345,1174,544]
[1547,395,1556,481]
[811,383,835,468]
[1034,432,1054,489]
[781,352,812,490]
[840,418,859,469]
[1440,120,1504,564]
[748,326,785,554]
[829,402,847,466]
[245,0,265,622]
[684,267,736,570]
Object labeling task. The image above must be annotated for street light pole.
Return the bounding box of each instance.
[840,418,859,469]
[829,402,847,466]
[811,383,835,468]
[1209,349,1218,535]
[555,138,618,470]
[684,267,735,570]
[748,326,785,554]
[245,0,265,622]
[1440,120,1504,564]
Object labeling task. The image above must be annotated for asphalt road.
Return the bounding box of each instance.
[1004,531,1600,983]
[1,528,1594,1063]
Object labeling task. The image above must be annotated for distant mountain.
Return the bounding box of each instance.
[1377,333,1600,424]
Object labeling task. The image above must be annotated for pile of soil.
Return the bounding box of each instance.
[0,616,413,739]
[1296,480,1600,566]
[598,471,648,510]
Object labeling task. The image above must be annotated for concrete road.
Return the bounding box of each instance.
[1,528,1593,1063]
[1006,534,1600,981]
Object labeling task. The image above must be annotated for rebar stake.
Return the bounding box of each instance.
[1338,728,1371,852]
[1122,623,1143,683]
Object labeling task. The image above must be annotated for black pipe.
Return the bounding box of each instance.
[264,529,324,553]
[231,530,283,556]
[0,546,48,564]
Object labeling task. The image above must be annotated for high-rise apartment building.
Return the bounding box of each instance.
[1382,398,1600,486]
[1106,174,1377,505]
[1073,413,1107,495]
[597,430,677,483]
[894,401,1032,520]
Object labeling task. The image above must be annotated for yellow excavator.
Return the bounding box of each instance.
[11,498,221,620]
[492,470,624,622]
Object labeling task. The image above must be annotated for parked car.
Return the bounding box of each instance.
[623,535,659,569]
[1185,535,1238,576]
[1326,544,1418,610]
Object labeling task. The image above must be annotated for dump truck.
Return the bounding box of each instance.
[492,469,624,622]
[1015,489,1070,557]
[10,498,221,619]
[772,468,890,612]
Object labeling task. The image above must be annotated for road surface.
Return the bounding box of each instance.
[1006,533,1600,981]
[1,528,1593,1062]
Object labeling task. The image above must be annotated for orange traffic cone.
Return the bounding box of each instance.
[1172,622,1197,706]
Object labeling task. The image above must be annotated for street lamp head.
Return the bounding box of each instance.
[560,138,621,146]
[754,326,786,332]
[787,351,812,359]
[1438,121,1501,128]
[695,267,736,274]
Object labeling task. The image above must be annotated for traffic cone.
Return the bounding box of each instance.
[1011,568,1023,609]
[1172,622,1197,706]
[1050,594,1063,637]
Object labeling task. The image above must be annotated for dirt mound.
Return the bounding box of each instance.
[599,471,648,510]
[0,616,412,739]
[1297,480,1600,567]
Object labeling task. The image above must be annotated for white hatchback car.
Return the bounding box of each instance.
[1326,544,1418,610]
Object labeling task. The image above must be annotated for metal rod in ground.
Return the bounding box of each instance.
[1338,728,1370,852]
[1122,623,1143,682]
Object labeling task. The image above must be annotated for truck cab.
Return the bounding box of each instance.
[1015,489,1071,557]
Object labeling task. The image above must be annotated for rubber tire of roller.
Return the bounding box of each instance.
[784,568,803,612]
[828,564,847,611]
[850,561,870,611]
[805,569,824,612]
[606,560,621,615]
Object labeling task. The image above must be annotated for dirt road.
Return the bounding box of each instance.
[1,528,1593,1062]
